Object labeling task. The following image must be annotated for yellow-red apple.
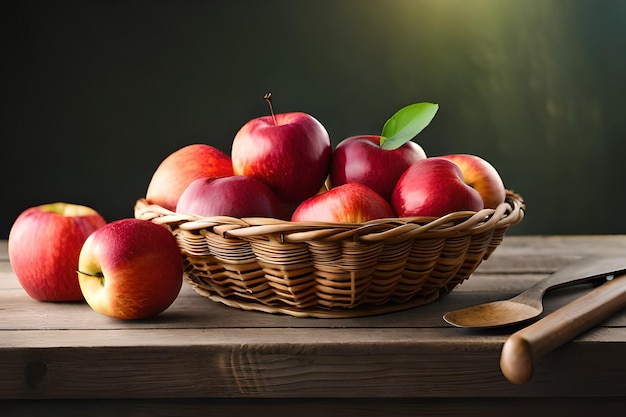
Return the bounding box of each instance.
[77,218,183,320]
[330,135,427,203]
[392,158,484,218]
[8,203,107,301]
[436,154,506,209]
[146,144,234,211]
[291,183,395,223]
[176,175,288,219]
[231,112,331,205]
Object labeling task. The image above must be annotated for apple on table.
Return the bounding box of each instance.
[231,93,332,208]
[77,218,184,320]
[8,203,107,301]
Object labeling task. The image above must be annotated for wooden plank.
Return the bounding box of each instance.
[496,235,626,256]
[3,277,623,330]
[478,235,626,271]
[1,327,626,399]
[0,240,7,261]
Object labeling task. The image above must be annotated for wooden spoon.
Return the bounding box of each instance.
[500,272,626,384]
[443,256,626,329]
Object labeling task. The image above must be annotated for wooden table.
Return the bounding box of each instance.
[2,236,626,416]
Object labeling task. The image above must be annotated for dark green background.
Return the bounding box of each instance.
[2,0,626,238]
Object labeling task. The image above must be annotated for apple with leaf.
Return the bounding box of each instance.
[330,102,438,202]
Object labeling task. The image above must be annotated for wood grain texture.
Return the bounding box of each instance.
[2,236,626,412]
[2,327,626,399]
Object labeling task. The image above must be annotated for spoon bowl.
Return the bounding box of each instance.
[443,256,626,329]
[444,297,544,329]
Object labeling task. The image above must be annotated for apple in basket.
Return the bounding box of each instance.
[231,93,332,207]
[436,154,506,209]
[176,175,288,219]
[330,135,426,202]
[291,183,396,223]
[146,143,234,212]
[392,158,484,218]
[77,218,183,320]
[8,203,107,301]
[329,102,437,202]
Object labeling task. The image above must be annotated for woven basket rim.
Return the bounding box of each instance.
[134,190,525,243]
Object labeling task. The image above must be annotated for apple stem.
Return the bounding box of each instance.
[264,92,277,126]
[76,270,104,278]
[77,270,105,287]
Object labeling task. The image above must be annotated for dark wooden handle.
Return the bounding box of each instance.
[500,273,626,384]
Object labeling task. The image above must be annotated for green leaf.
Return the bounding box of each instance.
[380,102,439,150]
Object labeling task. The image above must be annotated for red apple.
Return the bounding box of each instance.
[291,183,396,223]
[330,135,427,202]
[392,158,484,218]
[146,144,234,211]
[176,175,288,219]
[231,112,332,205]
[436,154,506,209]
[8,203,107,301]
[77,218,183,320]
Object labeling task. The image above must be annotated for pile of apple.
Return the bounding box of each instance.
[7,97,507,321]
[146,97,506,224]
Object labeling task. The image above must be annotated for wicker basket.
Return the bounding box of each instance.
[134,190,524,318]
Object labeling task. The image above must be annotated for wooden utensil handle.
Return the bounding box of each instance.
[530,256,624,293]
[500,273,626,384]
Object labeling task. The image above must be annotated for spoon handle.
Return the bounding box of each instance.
[525,256,626,296]
[500,272,626,384]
